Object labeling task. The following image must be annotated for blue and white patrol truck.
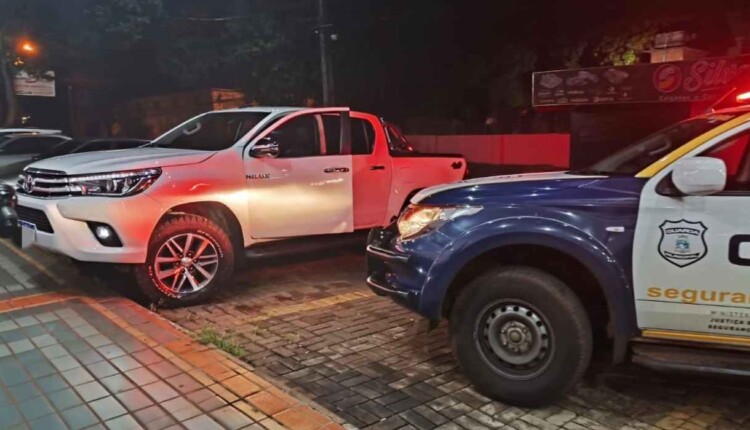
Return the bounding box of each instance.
[367,100,750,406]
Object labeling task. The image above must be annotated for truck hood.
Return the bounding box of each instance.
[413,171,604,203]
[24,148,216,175]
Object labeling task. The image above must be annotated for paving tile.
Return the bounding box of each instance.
[48,387,84,411]
[51,355,81,372]
[8,339,34,354]
[10,382,43,403]
[86,335,113,349]
[15,349,46,364]
[132,349,163,366]
[149,361,181,379]
[25,360,56,378]
[64,339,93,354]
[0,404,24,427]
[40,345,68,360]
[14,316,39,327]
[142,381,179,403]
[0,344,10,358]
[18,396,56,421]
[133,404,170,425]
[75,349,105,366]
[61,404,100,429]
[105,414,144,430]
[165,373,201,394]
[74,381,109,402]
[111,355,142,373]
[62,366,96,386]
[89,396,127,421]
[30,334,57,348]
[100,374,136,395]
[209,405,254,430]
[30,412,68,430]
[98,345,127,360]
[163,397,202,422]
[0,320,19,333]
[37,374,68,394]
[222,375,261,398]
[247,389,297,417]
[183,414,223,430]
[274,405,330,430]
[125,367,159,386]
[116,389,154,412]
[88,361,120,379]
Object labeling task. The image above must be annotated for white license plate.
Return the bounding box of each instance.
[19,220,36,249]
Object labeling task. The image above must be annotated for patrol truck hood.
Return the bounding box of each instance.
[25,148,215,175]
[413,171,604,204]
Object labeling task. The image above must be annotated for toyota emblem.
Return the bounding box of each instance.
[22,175,35,193]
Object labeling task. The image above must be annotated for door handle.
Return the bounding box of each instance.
[369,165,386,171]
[324,167,350,173]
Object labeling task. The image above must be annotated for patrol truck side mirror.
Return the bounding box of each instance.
[671,157,727,196]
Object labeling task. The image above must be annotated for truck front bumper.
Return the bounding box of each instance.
[366,227,423,312]
[16,193,164,264]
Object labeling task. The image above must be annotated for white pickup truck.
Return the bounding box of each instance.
[15,107,466,306]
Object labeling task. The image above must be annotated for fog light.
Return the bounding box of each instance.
[95,225,112,240]
[87,222,122,247]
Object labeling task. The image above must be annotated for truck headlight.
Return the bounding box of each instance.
[67,168,162,197]
[397,204,482,240]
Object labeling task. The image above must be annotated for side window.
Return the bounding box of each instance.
[2,137,64,154]
[700,131,750,192]
[351,118,376,155]
[321,115,342,155]
[270,115,320,158]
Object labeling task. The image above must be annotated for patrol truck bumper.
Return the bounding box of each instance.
[366,227,422,312]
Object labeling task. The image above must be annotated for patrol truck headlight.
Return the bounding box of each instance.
[398,204,481,240]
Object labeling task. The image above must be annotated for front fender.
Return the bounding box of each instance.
[420,216,636,358]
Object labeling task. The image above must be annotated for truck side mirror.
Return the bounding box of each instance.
[672,156,726,196]
[250,138,280,159]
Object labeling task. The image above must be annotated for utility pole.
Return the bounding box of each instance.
[0,38,18,127]
[317,0,334,106]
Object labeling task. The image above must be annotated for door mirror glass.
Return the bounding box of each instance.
[672,156,727,196]
[250,138,280,159]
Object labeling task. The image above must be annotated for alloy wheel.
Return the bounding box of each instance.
[153,233,219,294]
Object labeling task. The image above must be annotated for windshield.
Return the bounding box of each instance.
[152,112,268,151]
[579,113,742,176]
[39,140,83,158]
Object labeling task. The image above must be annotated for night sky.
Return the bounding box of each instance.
[4,0,747,131]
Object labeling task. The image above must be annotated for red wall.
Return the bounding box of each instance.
[406,134,571,168]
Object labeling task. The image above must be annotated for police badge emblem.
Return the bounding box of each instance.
[658,220,708,268]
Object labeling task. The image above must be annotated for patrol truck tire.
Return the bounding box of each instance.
[450,266,592,406]
[134,215,234,308]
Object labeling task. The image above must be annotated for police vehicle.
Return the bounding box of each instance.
[367,94,750,406]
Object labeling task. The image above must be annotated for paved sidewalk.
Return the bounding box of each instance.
[0,240,342,430]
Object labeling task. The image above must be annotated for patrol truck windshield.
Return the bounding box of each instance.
[576,113,742,176]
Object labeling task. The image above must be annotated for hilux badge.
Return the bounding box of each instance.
[658,220,707,268]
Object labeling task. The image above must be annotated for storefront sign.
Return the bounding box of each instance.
[14,70,56,97]
[532,55,750,106]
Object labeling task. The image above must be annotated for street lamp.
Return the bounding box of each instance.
[18,41,38,56]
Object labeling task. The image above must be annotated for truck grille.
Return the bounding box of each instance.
[17,168,81,198]
[16,206,54,233]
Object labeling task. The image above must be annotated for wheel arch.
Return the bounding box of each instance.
[160,201,245,265]
[425,220,636,363]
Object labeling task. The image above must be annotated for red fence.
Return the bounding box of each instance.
[406,134,571,168]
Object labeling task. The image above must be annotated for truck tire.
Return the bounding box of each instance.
[450,266,592,407]
[134,214,235,308]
